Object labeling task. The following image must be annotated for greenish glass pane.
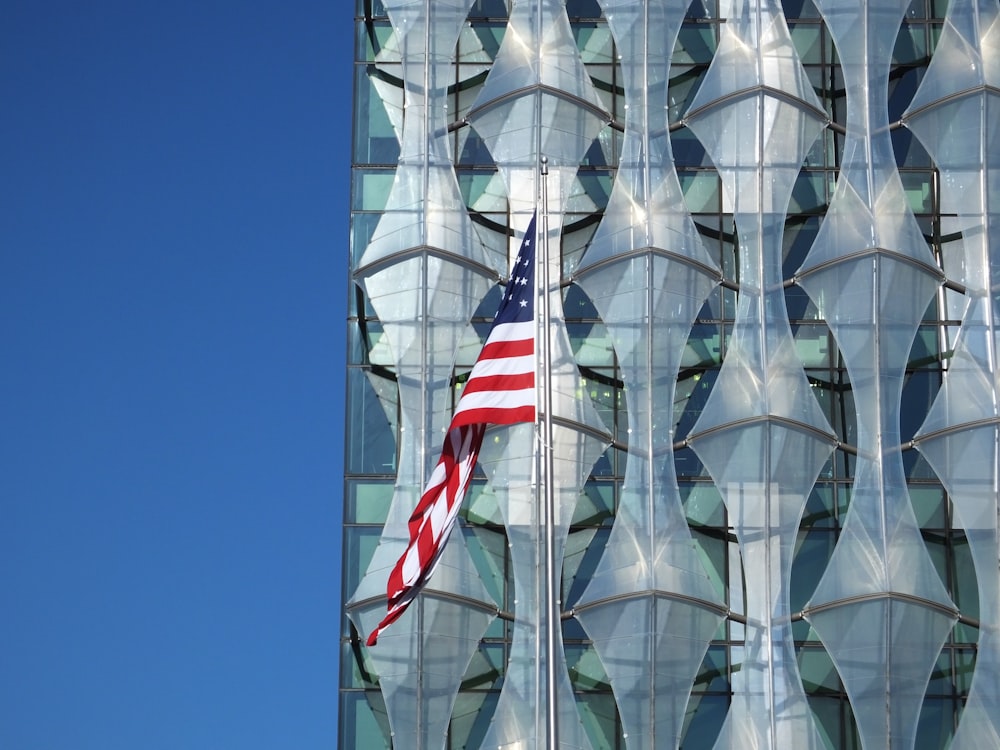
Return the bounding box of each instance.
[793,323,833,367]
[461,525,506,608]
[690,526,727,600]
[566,642,612,691]
[683,324,723,367]
[679,171,720,213]
[574,481,615,526]
[467,0,508,18]
[784,0,823,19]
[675,371,718,444]
[675,24,717,65]
[457,170,503,211]
[341,639,381,689]
[694,644,731,693]
[803,483,837,528]
[345,368,397,475]
[925,649,953,696]
[909,486,946,528]
[922,530,950,592]
[680,693,728,750]
[464,481,503,526]
[894,24,928,63]
[673,125,712,168]
[346,479,394,523]
[460,22,505,61]
[576,25,614,64]
[581,374,619,435]
[358,20,394,62]
[574,170,613,207]
[460,643,505,690]
[448,691,500,750]
[564,527,607,605]
[808,695,843,750]
[789,23,826,64]
[900,170,933,213]
[343,526,382,600]
[681,482,725,526]
[563,217,601,275]
[348,320,366,365]
[791,529,836,613]
[351,212,382,266]
[566,0,603,18]
[568,322,616,368]
[914,697,954,750]
[576,692,620,750]
[909,326,942,365]
[348,318,392,367]
[353,168,396,212]
[353,68,399,165]
[951,535,980,634]
[340,692,391,749]
[799,646,840,694]
[953,647,976,693]
[789,170,829,214]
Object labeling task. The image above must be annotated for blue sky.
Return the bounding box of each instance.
[1,3,348,747]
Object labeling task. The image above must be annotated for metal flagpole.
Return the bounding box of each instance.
[539,155,560,750]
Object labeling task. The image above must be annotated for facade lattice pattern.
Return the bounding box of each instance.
[342,0,1000,747]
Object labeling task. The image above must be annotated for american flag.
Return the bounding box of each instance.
[367,214,538,646]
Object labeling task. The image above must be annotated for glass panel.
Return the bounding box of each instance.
[680,693,729,750]
[353,68,399,165]
[345,479,394,523]
[345,368,397,475]
[340,692,391,749]
[352,168,396,212]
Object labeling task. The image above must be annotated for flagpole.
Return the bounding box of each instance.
[539,155,560,750]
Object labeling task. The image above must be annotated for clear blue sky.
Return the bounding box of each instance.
[1,3,348,747]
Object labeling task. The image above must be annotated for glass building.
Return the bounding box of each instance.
[342,0,1000,747]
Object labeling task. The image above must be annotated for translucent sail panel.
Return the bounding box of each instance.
[804,598,955,750]
[797,255,955,750]
[357,163,499,274]
[681,12,837,742]
[814,0,914,189]
[802,0,939,274]
[581,0,717,274]
[684,0,825,216]
[917,339,1000,749]
[372,0,479,169]
[905,92,1000,294]
[358,255,495,375]
[347,546,497,750]
[478,419,608,750]
[575,596,725,750]
[906,5,1000,730]
[380,0,477,94]
[690,426,832,750]
[360,0,500,275]
[574,255,723,750]
[466,0,608,172]
[791,3,956,745]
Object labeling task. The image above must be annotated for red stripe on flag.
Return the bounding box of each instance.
[460,372,534,396]
[478,337,534,361]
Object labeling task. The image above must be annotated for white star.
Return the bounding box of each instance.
[519,300,527,308]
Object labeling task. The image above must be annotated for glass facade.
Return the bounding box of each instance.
[342,0,1000,748]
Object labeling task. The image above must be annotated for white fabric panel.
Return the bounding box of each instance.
[796,0,958,747]
[907,1,1000,745]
